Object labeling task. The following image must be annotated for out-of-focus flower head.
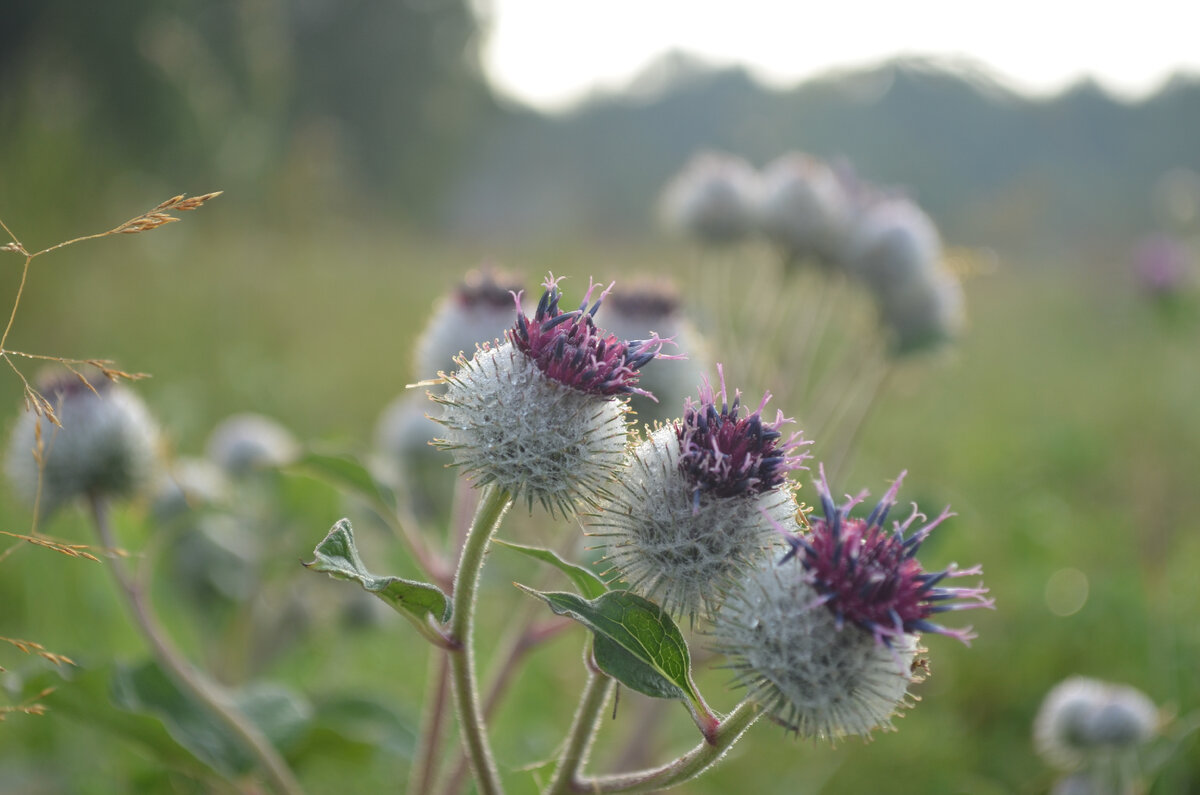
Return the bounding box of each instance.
[877,262,966,355]
[845,195,943,296]
[1034,676,1161,771]
[152,456,231,520]
[414,266,526,382]
[206,413,300,474]
[1132,233,1194,297]
[600,278,711,425]
[756,152,855,265]
[593,367,809,622]
[843,195,965,353]
[659,151,759,245]
[434,274,675,515]
[5,372,160,515]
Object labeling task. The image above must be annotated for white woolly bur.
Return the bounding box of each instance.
[6,383,160,515]
[433,342,629,516]
[713,558,919,740]
[591,425,796,622]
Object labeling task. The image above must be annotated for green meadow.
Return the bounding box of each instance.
[0,208,1196,792]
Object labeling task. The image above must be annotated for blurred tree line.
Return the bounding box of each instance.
[0,0,493,227]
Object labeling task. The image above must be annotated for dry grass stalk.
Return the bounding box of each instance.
[0,688,57,720]
[0,191,218,547]
[0,636,76,667]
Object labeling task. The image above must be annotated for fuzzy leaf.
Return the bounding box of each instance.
[305,519,450,628]
[517,588,700,706]
[494,539,608,600]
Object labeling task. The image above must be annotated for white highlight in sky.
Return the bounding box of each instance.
[478,0,1200,111]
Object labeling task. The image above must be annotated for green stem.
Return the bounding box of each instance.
[574,699,762,794]
[408,649,452,795]
[87,495,304,795]
[447,485,513,795]
[544,662,614,795]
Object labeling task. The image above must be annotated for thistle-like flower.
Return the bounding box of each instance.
[592,368,809,621]
[712,554,923,739]
[779,467,992,650]
[1034,677,1160,771]
[5,373,160,516]
[434,275,673,515]
[712,467,991,739]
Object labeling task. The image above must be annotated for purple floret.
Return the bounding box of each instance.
[676,365,809,500]
[510,275,677,399]
[780,465,993,648]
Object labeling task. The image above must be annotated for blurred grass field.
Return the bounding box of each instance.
[0,211,1198,793]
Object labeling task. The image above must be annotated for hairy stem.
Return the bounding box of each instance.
[447,484,513,795]
[575,699,762,794]
[87,495,304,795]
[544,662,615,795]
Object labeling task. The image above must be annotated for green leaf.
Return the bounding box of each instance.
[517,588,701,708]
[296,695,418,760]
[109,661,313,776]
[494,539,608,600]
[290,451,397,513]
[20,664,215,780]
[304,519,450,633]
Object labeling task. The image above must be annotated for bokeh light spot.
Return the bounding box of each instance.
[1045,568,1089,617]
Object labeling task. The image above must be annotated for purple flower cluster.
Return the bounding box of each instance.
[676,367,808,500]
[780,467,992,649]
[511,275,675,400]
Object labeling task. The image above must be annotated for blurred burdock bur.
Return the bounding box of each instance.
[596,279,710,426]
[413,265,526,384]
[151,456,231,520]
[756,152,856,266]
[659,150,759,245]
[5,371,161,517]
[373,391,451,521]
[1034,677,1161,772]
[205,413,300,475]
[844,195,965,354]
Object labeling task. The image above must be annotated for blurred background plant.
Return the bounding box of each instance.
[2,0,1199,791]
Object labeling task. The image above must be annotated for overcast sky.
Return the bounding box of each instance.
[477,0,1200,111]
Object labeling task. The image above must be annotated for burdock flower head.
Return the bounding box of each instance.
[434,274,675,515]
[782,467,992,649]
[5,372,160,516]
[712,467,991,740]
[593,367,809,621]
